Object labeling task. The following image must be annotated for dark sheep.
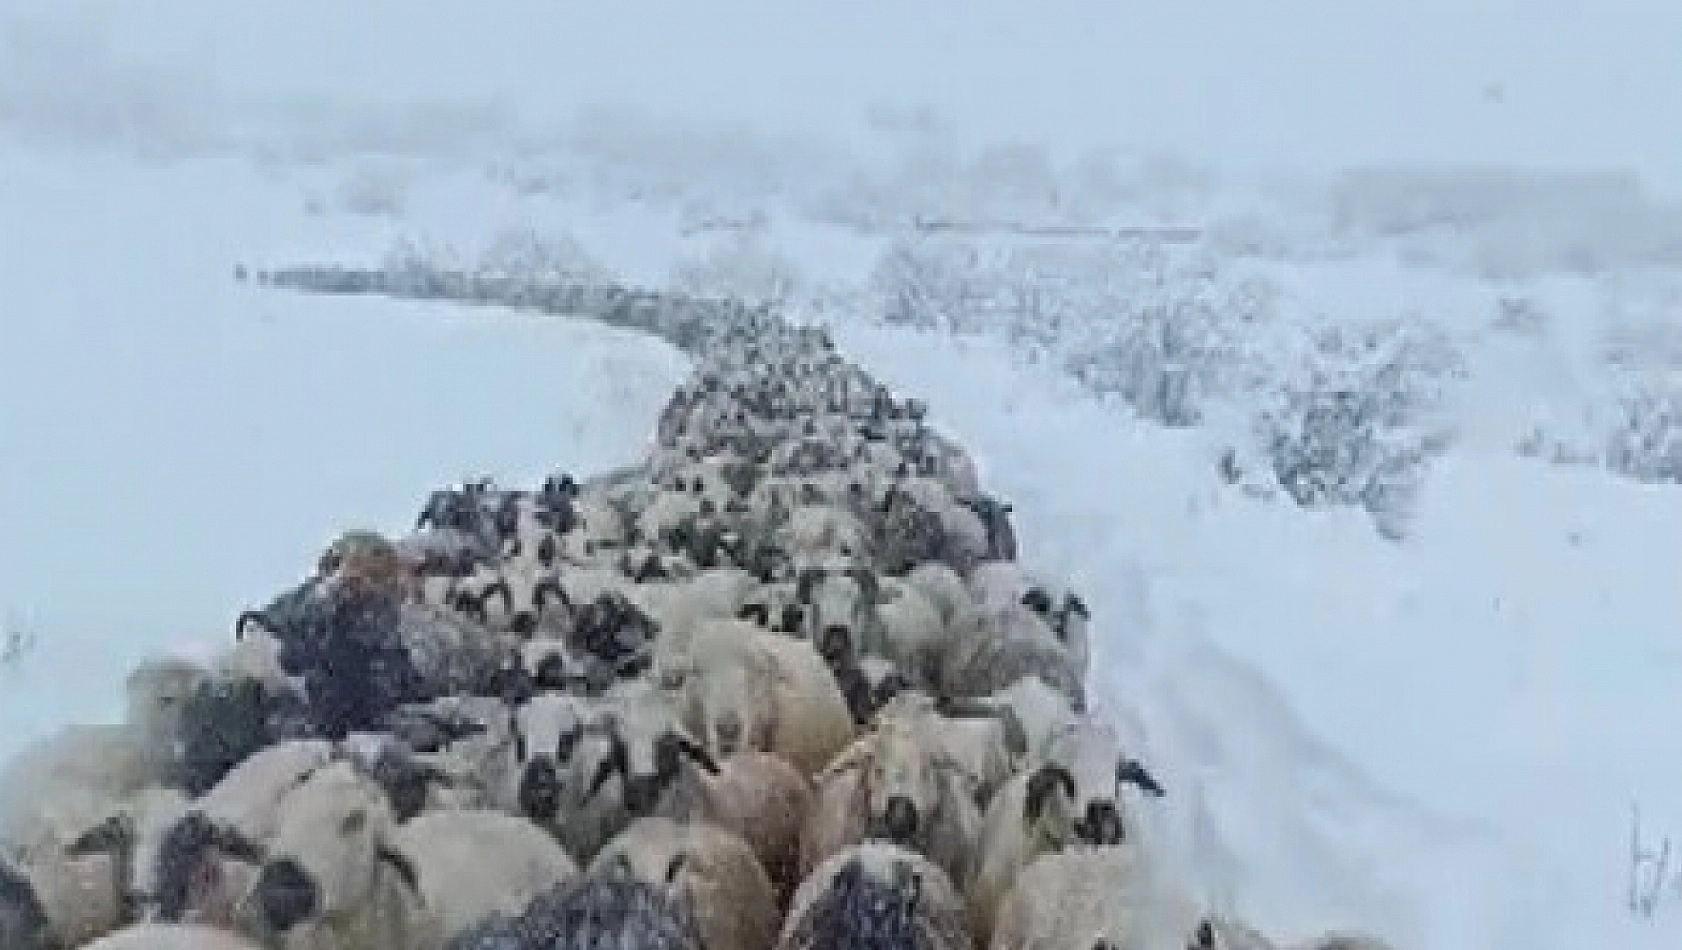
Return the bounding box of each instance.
[779,846,970,950]
[147,811,265,924]
[281,586,430,741]
[518,877,703,950]
[174,675,310,794]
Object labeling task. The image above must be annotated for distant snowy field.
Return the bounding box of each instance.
[5,3,1682,949]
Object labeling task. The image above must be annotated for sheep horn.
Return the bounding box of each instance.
[233,610,271,639]
[586,735,628,800]
[375,844,421,892]
[533,579,571,612]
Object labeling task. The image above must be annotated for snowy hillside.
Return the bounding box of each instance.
[5,3,1682,949]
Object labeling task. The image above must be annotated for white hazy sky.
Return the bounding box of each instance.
[3,0,1680,189]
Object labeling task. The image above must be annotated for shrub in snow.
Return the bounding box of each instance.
[671,233,803,308]
[869,236,1274,427]
[1603,380,1682,484]
[1249,317,1464,539]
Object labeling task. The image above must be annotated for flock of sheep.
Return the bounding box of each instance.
[0,310,1392,950]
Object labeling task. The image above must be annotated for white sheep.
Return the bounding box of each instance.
[937,676,1077,766]
[777,842,970,950]
[507,693,624,862]
[799,710,981,889]
[989,845,1204,950]
[195,740,335,846]
[967,562,1091,685]
[968,719,1166,945]
[245,761,441,950]
[591,816,779,950]
[874,692,1022,808]
[389,808,579,942]
[661,619,854,778]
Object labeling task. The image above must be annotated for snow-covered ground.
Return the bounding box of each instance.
[5,3,1682,949]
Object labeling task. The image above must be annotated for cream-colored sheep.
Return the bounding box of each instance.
[662,619,854,778]
[799,712,981,889]
[990,845,1201,950]
[592,816,779,950]
[389,808,579,942]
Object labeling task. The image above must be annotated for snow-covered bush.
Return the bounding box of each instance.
[868,236,1275,427]
[671,232,803,308]
[1249,317,1465,539]
[1603,380,1682,484]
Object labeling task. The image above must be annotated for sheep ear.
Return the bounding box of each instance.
[210,821,266,864]
[1024,764,1076,822]
[674,732,720,775]
[1116,759,1165,798]
[67,814,133,857]
[375,844,421,892]
[663,852,690,885]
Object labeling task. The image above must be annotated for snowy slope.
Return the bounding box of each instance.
[0,143,689,754]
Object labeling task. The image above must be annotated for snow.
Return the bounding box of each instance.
[5,3,1682,949]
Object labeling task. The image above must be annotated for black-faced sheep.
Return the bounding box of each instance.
[247,761,441,950]
[969,720,1166,945]
[799,711,982,889]
[777,842,971,950]
[590,817,779,950]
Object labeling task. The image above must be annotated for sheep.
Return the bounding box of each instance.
[938,608,1086,712]
[637,748,813,906]
[0,856,56,950]
[590,817,778,950]
[936,676,1077,766]
[988,846,1205,950]
[246,761,441,950]
[1,657,206,859]
[777,842,970,950]
[78,922,269,950]
[513,875,704,950]
[661,619,854,779]
[508,693,625,862]
[389,809,580,943]
[831,653,912,727]
[967,563,1091,685]
[781,504,872,561]
[799,711,982,889]
[904,562,977,632]
[968,720,1166,946]
[193,740,334,845]
[874,692,1023,808]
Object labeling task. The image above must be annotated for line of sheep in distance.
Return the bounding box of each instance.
[0,268,1393,950]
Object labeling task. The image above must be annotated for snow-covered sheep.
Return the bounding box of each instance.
[875,692,1022,808]
[799,711,981,888]
[639,748,814,906]
[967,563,1091,686]
[390,809,579,943]
[938,609,1086,712]
[508,693,624,862]
[989,845,1204,950]
[660,619,854,778]
[968,720,1165,945]
[512,875,704,950]
[936,676,1077,766]
[248,761,441,950]
[79,922,269,950]
[778,842,970,950]
[591,817,779,950]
